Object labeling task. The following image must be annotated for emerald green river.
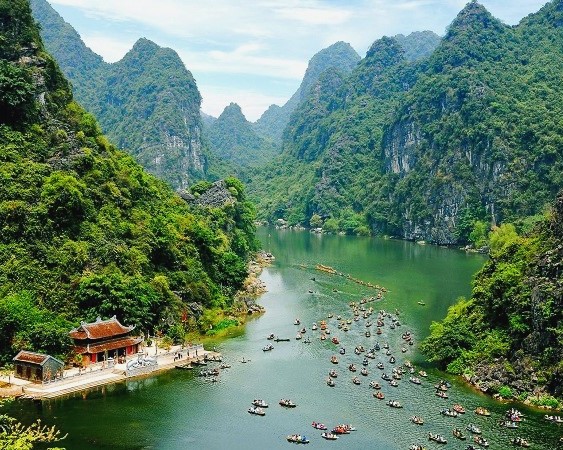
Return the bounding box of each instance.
[8,228,561,449]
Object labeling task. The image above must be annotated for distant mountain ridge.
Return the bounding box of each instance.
[253,41,361,144]
[253,32,440,145]
[31,0,209,189]
[248,0,563,244]
[208,102,276,167]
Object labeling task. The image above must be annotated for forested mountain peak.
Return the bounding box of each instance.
[298,41,360,102]
[364,36,406,72]
[447,1,497,31]
[430,1,509,71]
[253,40,360,143]
[218,102,246,121]
[30,0,210,189]
[208,102,275,167]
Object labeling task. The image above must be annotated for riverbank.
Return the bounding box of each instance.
[0,343,219,400]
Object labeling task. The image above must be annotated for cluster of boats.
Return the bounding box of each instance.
[262,298,539,448]
[286,422,356,443]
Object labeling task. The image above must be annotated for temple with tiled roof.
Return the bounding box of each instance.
[69,316,143,365]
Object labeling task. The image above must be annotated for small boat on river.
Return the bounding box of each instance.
[440,408,458,418]
[175,363,193,370]
[374,391,385,399]
[452,428,466,440]
[435,390,448,399]
[386,400,402,408]
[411,416,424,425]
[286,434,309,444]
[262,344,274,352]
[500,420,519,429]
[331,356,338,364]
[329,370,338,378]
[466,423,482,434]
[252,399,268,407]
[409,376,421,385]
[295,333,302,340]
[326,378,335,387]
[331,337,339,345]
[428,432,447,444]
[475,406,491,416]
[279,399,297,408]
[321,432,338,440]
[311,422,327,430]
[348,364,357,372]
[248,406,265,416]
[352,376,361,385]
[473,435,489,447]
[369,381,381,389]
[360,368,368,376]
[511,437,531,447]
[274,337,290,342]
[453,404,466,414]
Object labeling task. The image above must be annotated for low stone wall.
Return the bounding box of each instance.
[125,364,159,378]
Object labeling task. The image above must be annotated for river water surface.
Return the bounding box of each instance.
[9,228,562,449]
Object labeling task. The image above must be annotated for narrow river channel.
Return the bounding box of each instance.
[9,228,561,449]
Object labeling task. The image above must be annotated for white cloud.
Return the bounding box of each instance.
[273,6,353,25]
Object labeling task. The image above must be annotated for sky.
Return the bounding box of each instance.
[46,0,549,121]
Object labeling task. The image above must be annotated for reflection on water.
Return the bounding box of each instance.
[9,229,561,449]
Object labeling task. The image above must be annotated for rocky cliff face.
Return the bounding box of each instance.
[376,1,563,244]
[103,38,207,189]
[31,0,209,189]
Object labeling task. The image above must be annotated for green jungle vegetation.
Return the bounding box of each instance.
[30,0,209,190]
[0,0,258,365]
[421,192,563,403]
[0,398,65,449]
[247,0,563,245]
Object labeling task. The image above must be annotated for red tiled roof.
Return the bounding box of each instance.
[13,350,63,366]
[69,316,134,340]
[74,336,143,355]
